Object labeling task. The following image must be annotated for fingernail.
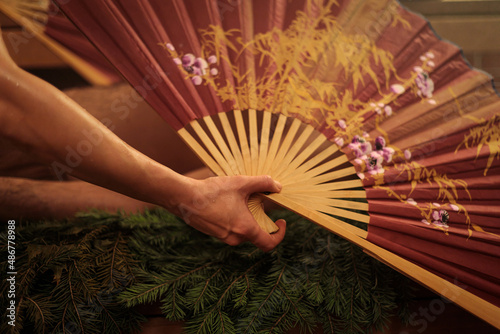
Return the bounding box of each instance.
[274,180,282,191]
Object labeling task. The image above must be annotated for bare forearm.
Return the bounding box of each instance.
[0,65,194,212]
[0,177,155,220]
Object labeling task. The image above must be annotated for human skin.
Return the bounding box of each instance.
[0,34,286,251]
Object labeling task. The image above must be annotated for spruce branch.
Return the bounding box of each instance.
[68,270,85,334]
[2,209,413,334]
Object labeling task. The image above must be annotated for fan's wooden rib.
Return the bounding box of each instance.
[15,7,46,23]
[281,144,339,183]
[394,98,500,150]
[281,154,349,186]
[298,190,367,199]
[262,114,288,175]
[257,111,272,175]
[278,194,369,224]
[269,118,302,175]
[290,166,358,187]
[248,194,278,233]
[315,205,370,224]
[248,108,259,175]
[171,0,201,53]
[171,0,225,114]
[190,121,233,176]
[284,179,363,192]
[278,134,329,179]
[270,193,369,238]
[269,193,500,329]
[272,125,315,179]
[202,116,239,176]
[282,190,367,199]
[302,155,350,179]
[204,0,242,111]
[234,109,252,175]
[177,128,225,176]
[379,73,493,136]
[239,1,257,106]
[281,193,369,212]
[218,112,245,175]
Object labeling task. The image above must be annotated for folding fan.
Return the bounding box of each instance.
[53,0,500,328]
[0,0,120,85]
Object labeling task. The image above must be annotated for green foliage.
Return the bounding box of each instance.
[1,209,412,334]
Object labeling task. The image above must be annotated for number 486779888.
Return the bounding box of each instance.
[7,220,16,271]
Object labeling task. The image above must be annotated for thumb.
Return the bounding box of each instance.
[242,175,282,195]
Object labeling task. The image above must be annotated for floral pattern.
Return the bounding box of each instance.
[422,210,450,228]
[348,135,397,177]
[163,43,219,86]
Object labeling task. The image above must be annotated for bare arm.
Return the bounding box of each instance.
[0,34,285,251]
[0,177,154,219]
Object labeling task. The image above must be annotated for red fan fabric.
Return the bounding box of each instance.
[44,3,121,83]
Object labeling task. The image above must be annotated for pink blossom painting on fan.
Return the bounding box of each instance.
[54,0,500,328]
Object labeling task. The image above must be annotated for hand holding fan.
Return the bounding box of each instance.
[54,0,500,328]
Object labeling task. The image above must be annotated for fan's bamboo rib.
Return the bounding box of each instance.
[277,134,329,179]
[190,121,234,176]
[277,194,369,223]
[239,1,257,106]
[262,114,288,175]
[0,3,113,86]
[315,166,357,183]
[288,166,358,188]
[280,193,369,212]
[380,73,492,135]
[268,193,500,330]
[394,99,500,150]
[284,179,363,192]
[177,128,225,176]
[281,155,349,186]
[172,0,201,53]
[301,155,350,179]
[269,118,302,175]
[257,111,272,175]
[234,109,251,175]
[282,144,339,181]
[16,7,47,23]
[202,116,239,176]
[283,190,367,199]
[248,109,259,175]
[269,193,368,238]
[218,112,245,175]
[248,195,278,233]
[17,1,48,12]
[271,125,315,179]
[314,204,370,224]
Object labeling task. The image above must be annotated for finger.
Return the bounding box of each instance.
[249,219,287,252]
[241,175,282,195]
